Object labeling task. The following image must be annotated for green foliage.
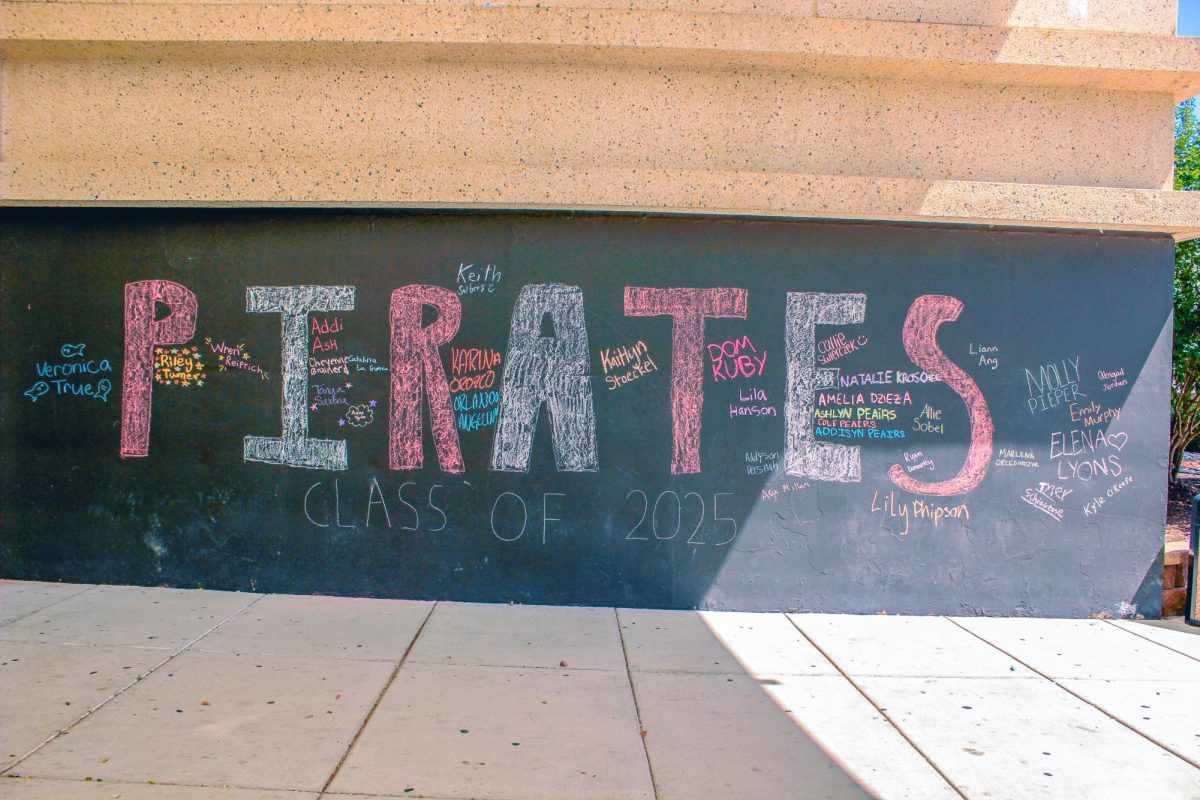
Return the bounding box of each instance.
[1172,99,1200,474]
[1177,99,1200,192]
[1176,100,1200,365]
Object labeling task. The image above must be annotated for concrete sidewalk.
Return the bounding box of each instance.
[1,581,1197,800]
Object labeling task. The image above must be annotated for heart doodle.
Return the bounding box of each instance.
[24,381,50,402]
[1106,431,1128,452]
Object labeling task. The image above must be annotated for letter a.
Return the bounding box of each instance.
[389,285,464,472]
[784,292,866,482]
[120,280,198,457]
[491,284,598,472]
[244,285,355,470]
[888,295,994,496]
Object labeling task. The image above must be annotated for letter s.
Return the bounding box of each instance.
[888,296,994,496]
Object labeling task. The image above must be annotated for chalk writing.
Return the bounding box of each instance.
[347,354,388,373]
[244,285,355,470]
[1069,401,1121,428]
[1025,356,1084,413]
[154,345,206,386]
[912,404,944,434]
[1049,428,1126,482]
[902,451,934,473]
[1081,474,1135,516]
[1021,489,1065,521]
[451,348,502,383]
[622,489,738,546]
[207,338,268,379]
[600,340,658,391]
[870,490,970,536]
[625,287,748,474]
[489,491,565,544]
[27,343,115,404]
[344,403,375,428]
[817,332,868,364]
[311,383,350,410]
[969,343,999,370]
[708,336,767,381]
[818,391,912,406]
[1097,368,1128,392]
[492,284,598,472]
[311,316,342,353]
[995,448,1039,468]
[784,292,867,483]
[887,296,994,497]
[456,263,503,296]
[389,285,463,472]
[120,279,197,458]
[454,390,501,431]
[303,478,447,530]
[838,370,939,387]
[729,387,777,418]
[450,348,503,431]
[745,451,779,475]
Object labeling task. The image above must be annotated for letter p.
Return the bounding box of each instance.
[119,280,198,457]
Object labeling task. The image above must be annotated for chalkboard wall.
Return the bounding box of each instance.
[0,210,1173,616]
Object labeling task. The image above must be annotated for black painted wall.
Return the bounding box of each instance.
[0,210,1173,616]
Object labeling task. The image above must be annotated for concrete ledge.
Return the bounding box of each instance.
[5,163,1199,238]
[4,5,1199,99]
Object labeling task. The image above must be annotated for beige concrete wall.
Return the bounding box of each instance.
[2,1,1199,236]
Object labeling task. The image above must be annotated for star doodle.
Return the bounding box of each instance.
[345,382,353,389]
[338,418,346,426]
[368,399,377,407]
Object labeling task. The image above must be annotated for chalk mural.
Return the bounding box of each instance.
[0,211,1174,616]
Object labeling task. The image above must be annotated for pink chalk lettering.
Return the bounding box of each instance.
[888,295,994,496]
[119,280,197,457]
[624,287,748,474]
[389,285,464,472]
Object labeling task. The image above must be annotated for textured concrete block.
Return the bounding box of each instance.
[15,649,394,791]
[954,617,1200,681]
[1,642,167,767]
[790,615,1034,678]
[0,582,93,626]
[195,593,432,661]
[632,670,960,799]
[0,586,258,649]
[619,608,837,675]
[854,675,1200,799]
[407,602,625,671]
[817,0,1178,34]
[330,663,653,800]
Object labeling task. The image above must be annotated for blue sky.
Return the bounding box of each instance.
[1181,0,1199,107]
[1181,0,1200,35]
